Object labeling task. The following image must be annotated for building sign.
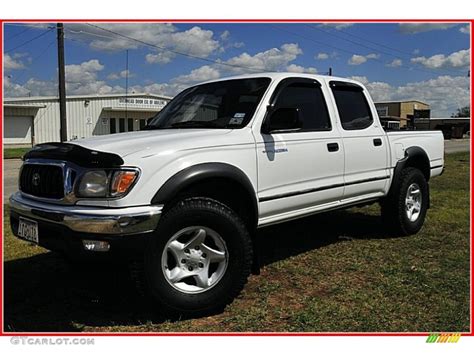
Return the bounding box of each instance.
[117,97,168,110]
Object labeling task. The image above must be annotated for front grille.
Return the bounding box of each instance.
[20,164,64,199]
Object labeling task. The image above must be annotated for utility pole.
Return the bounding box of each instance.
[328,67,332,76]
[57,23,67,142]
[125,49,129,120]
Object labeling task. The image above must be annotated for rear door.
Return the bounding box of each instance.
[256,77,344,220]
[328,81,389,200]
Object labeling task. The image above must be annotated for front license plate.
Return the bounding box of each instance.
[18,217,39,244]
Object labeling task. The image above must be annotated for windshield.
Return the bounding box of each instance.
[146,77,271,129]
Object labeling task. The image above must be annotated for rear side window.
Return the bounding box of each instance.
[274,82,331,131]
[330,82,373,130]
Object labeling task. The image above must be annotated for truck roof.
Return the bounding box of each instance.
[199,72,362,86]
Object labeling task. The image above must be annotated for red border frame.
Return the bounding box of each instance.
[0,19,472,337]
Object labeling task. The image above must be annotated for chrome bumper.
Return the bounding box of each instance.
[9,192,162,235]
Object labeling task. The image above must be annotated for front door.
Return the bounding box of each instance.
[256,78,344,222]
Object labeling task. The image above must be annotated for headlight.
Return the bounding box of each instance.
[77,170,108,197]
[76,169,138,198]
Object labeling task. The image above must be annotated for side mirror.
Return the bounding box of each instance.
[263,107,302,134]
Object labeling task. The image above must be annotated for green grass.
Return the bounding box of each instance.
[3,152,470,333]
[4,147,31,159]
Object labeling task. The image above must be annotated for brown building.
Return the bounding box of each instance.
[375,100,430,128]
[414,118,470,139]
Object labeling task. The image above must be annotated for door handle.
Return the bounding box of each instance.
[373,138,382,146]
[327,142,339,152]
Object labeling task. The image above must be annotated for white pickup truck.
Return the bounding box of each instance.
[10,73,444,317]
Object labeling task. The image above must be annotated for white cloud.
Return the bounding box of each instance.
[459,25,470,34]
[4,76,58,97]
[399,23,457,34]
[168,26,220,57]
[4,41,307,99]
[286,64,317,74]
[386,59,403,68]
[4,59,124,97]
[65,59,103,83]
[129,82,180,97]
[366,53,380,59]
[217,30,245,52]
[220,30,230,40]
[413,49,420,55]
[4,75,33,97]
[65,59,123,95]
[220,43,303,73]
[315,52,329,60]
[4,53,26,71]
[64,23,220,65]
[411,49,470,69]
[145,51,175,65]
[348,76,369,85]
[320,23,354,30]
[107,70,133,80]
[348,53,379,65]
[132,42,307,96]
[359,75,470,117]
[172,65,221,84]
[134,42,306,96]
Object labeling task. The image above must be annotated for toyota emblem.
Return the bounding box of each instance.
[32,173,41,186]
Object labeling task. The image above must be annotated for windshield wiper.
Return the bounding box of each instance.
[170,121,223,129]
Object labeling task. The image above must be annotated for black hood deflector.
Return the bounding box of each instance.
[23,142,124,168]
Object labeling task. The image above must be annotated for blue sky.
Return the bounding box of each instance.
[3,22,471,116]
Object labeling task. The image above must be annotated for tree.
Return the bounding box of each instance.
[451,106,470,118]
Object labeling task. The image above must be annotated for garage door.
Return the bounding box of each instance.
[4,116,32,145]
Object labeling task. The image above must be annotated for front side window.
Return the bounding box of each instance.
[146,78,271,129]
[272,81,331,131]
[330,82,373,130]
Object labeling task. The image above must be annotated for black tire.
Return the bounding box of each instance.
[144,197,252,318]
[381,167,429,236]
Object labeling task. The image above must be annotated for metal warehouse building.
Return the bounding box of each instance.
[3,93,171,146]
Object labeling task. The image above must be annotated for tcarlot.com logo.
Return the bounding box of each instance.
[426,333,462,343]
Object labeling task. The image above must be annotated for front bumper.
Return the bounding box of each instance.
[9,192,162,256]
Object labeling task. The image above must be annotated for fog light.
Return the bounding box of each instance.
[82,240,110,252]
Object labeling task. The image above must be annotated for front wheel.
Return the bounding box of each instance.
[144,197,253,318]
[381,167,429,236]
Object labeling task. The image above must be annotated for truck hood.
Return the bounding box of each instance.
[70,129,236,158]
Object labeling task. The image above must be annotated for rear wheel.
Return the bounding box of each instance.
[144,197,252,318]
[381,167,429,236]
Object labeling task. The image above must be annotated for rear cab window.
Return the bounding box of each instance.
[330,81,373,130]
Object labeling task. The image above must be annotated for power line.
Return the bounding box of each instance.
[306,24,466,75]
[10,39,56,85]
[307,24,403,58]
[273,25,467,77]
[85,23,268,73]
[6,26,33,41]
[337,27,414,57]
[5,28,54,53]
[125,49,129,120]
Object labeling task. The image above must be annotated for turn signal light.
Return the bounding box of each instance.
[110,171,138,196]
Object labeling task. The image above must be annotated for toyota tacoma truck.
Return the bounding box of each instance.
[10,73,444,317]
